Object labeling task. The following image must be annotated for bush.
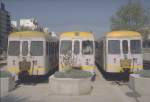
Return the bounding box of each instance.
[54,69,93,78]
[140,70,150,78]
[0,71,12,78]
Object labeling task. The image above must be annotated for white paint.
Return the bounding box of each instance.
[20,18,38,30]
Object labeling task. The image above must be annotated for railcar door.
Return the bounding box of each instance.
[29,40,45,75]
[120,40,131,72]
[7,40,21,74]
[19,40,31,73]
[59,40,72,71]
[81,40,95,72]
[107,40,121,72]
[72,40,81,68]
[129,39,143,72]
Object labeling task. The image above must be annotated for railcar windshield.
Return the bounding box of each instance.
[108,40,120,54]
[8,41,20,56]
[74,40,80,54]
[82,40,93,55]
[122,40,128,54]
[30,41,43,56]
[60,40,72,55]
[130,40,141,54]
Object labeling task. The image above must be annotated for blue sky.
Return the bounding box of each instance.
[3,0,150,37]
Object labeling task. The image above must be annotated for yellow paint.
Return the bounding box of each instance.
[9,31,49,38]
[60,32,94,39]
[107,64,143,72]
[81,66,96,71]
[107,64,121,72]
[59,64,95,72]
[7,67,20,74]
[7,67,47,75]
[130,65,143,69]
[106,31,141,38]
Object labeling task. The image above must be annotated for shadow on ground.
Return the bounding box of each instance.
[126,92,141,102]
[96,64,129,82]
[1,95,28,102]
[16,68,58,85]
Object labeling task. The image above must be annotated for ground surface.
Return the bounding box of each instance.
[0,64,150,102]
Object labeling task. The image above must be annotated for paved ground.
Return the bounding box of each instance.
[119,84,150,102]
[0,66,150,102]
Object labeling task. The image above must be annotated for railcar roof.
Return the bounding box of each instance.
[9,31,49,38]
[60,32,94,39]
[106,31,141,38]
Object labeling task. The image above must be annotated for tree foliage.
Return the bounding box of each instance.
[111,0,150,37]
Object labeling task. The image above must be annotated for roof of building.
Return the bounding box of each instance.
[106,31,141,38]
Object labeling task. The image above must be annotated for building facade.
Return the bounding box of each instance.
[20,18,38,30]
[11,20,17,28]
[0,2,11,53]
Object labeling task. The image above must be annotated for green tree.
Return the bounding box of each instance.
[111,0,150,37]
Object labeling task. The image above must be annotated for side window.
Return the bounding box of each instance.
[52,42,54,54]
[48,42,51,55]
[50,42,55,55]
[53,42,55,55]
[46,42,49,55]
[148,40,150,48]
[49,42,52,55]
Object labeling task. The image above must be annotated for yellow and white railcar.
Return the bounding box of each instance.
[143,35,150,67]
[59,32,95,73]
[96,31,143,73]
[7,31,59,76]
